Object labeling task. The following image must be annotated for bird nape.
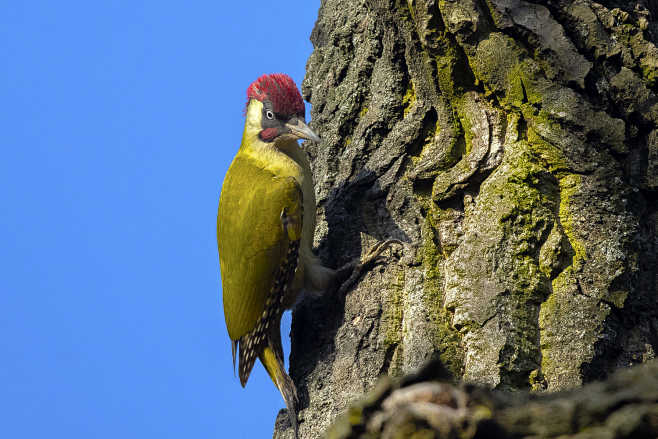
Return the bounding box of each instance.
[216,73,402,438]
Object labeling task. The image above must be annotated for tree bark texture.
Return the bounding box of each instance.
[324,358,658,438]
[275,1,658,437]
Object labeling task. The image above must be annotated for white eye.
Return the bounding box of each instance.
[266,110,274,120]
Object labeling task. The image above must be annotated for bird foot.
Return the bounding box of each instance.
[335,239,404,295]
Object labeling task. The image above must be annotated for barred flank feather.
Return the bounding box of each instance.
[237,239,300,386]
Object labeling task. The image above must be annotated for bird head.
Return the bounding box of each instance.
[245,73,320,144]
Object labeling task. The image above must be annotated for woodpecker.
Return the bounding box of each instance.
[217,74,401,437]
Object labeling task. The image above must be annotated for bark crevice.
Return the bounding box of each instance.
[274,0,658,437]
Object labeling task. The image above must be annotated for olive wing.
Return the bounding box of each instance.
[217,154,302,341]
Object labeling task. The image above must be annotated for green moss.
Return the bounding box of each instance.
[420,212,464,377]
[482,0,507,29]
[471,33,527,100]
[435,49,460,98]
[639,53,658,88]
[539,265,593,381]
[538,171,588,380]
[506,67,527,108]
[325,407,363,439]
[529,368,547,391]
[406,0,416,24]
[326,377,395,438]
[466,30,556,113]
[422,208,442,268]
[383,270,405,347]
[402,81,416,118]
[558,174,586,269]
[470,141,560,385]
[455,98,474,156]
[538,288,562,377]
[604,19,658,89]
[408,1,599,388]
[359,105,369,119]
[429,106,463,176]
[511,61,546,106]
[608,289,629,309]
[347,406,363,425]
[526,125,571,176]
[434,32,476,100]
[495,146,553,226]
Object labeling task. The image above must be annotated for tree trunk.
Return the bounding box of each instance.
[324,357,658,438]
[276,0,658,437]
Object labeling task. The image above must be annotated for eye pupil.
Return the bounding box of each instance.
[266,110,274,120]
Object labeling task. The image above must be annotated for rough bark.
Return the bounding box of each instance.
[275,0,658,437]
[324,358,658,438]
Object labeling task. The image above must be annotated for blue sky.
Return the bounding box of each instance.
[1,2,319,437]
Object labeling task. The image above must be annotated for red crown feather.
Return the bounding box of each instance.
[246,73,305,117]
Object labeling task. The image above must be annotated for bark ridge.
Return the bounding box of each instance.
[275,1,658,437]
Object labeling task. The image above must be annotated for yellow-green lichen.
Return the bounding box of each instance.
[420,212,464,377]
[640,57,658,88]
[402,81,416,118]
[529,368,547,391]
[406,0,416,24]
[538,291,557,371]
[455,98,474,156]
[538,170,588,386]
[472,33,527,99]
[434,44,462,98]
[557,174,586,268]
[507,61,546,108]
[383,270,405,347]
[527,125,571,176]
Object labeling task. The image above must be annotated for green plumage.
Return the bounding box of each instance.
[217,152,302,344]
[219,82,320,438]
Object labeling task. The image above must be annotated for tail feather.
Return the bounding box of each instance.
[260,345,299,438]
[231,339,237,376]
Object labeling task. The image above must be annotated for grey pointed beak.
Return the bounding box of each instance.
[285,118,321,143]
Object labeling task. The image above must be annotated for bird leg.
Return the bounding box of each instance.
[334,239,403,295]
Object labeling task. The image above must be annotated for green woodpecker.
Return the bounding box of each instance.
[217,74,400,436]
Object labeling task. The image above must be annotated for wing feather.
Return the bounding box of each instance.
[217,153,303,341]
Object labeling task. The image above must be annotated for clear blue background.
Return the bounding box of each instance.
[1,2,318,437]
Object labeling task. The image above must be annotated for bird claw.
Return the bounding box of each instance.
[336,239,404,296]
